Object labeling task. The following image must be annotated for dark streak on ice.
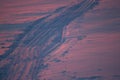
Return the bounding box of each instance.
[0,0,99,80]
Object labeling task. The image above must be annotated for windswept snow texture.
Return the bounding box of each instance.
[0,0,120,80]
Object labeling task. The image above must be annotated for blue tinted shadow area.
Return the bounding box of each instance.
[0,23,29,31]
[54,6,66,13]
[72,76,102,80]
[52,58,61,63]
[0,16,49,60]
[113,75,120,80]
[0,64,10,80]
